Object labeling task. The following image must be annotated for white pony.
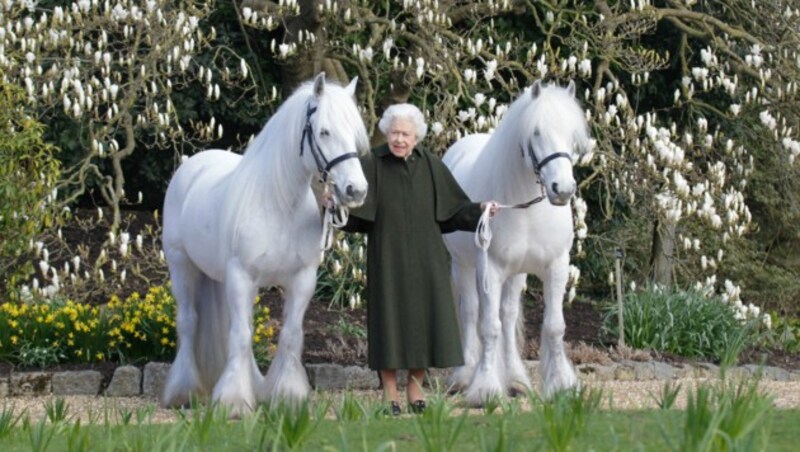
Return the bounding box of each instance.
[161,73,369,417]
[443,80,591,405]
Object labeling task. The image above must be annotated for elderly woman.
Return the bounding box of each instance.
[341,103,497,415]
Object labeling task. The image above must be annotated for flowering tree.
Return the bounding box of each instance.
[2,0,798,315]
[241,0,799,313]
[0,0,257,229]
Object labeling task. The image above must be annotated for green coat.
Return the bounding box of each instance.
[344,144,482,370]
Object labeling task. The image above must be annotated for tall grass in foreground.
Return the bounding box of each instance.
[0,384,790,451]
[536,387,604,452]
[663,380,773,451]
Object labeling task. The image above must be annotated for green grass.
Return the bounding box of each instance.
[3,406,800,451]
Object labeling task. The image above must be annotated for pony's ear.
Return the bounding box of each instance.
[566,80,576,97]
[531,80,543,99]
[345,76,358,98]
[313,72,327,97]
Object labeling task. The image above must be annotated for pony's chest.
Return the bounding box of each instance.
[239,216,320,276]
[492,211,573,260]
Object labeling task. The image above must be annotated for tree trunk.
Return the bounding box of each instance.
[650,218,675,286]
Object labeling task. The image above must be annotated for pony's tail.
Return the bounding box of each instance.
[193,275,230,393]
[516,294,526,352]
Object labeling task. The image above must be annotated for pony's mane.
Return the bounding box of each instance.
[219,79,368,259]
[489,83,590,160]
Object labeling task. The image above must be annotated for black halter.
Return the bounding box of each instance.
[300,104,359,182]
[522,141,572,175]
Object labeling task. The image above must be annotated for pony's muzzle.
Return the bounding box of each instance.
[338,183,367,207]
[548,180,576,206]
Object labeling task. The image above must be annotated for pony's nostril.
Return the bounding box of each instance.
[346,184,356,198]
[552,182,559,194]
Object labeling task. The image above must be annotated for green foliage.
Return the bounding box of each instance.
[25,417,56,452]
[412,395,467,452]
[0,405,22,440]
[261,400,328,451]
[333,392,369,422]
[760,313,800,353]
[651,382,683,410]
[43,398,71,424]
[328,316,367,339]
[536,387,603,452]
[0,80,61,298]
[316,231,367,310]
[601,286,757,364]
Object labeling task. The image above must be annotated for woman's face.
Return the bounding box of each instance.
[387,118,418,158]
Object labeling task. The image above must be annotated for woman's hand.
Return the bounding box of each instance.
[322,191,335,209]
[481,201,499,217]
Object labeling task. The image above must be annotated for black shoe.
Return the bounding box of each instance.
[389,401,402,416]
[409,400,427,414]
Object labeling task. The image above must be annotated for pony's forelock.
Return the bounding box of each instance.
[517,82,590,156]
[314,81,370,154]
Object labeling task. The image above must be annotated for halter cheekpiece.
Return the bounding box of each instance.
[300,103,359,182]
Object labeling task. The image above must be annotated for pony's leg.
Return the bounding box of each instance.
[500,274,532,396]
[257,266,315,406]
[448,264,480,393]
[212,259,257,418]
[463,253,505,407]
[539,254,578,398]
[162,251,205,408]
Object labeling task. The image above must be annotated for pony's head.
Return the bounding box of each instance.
[299,73,369,207]
[518,80,590,205]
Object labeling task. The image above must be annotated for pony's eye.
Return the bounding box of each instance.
[320,129,331,137]
[533,129,541,137]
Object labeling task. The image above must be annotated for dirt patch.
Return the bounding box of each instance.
[264,292,800,372]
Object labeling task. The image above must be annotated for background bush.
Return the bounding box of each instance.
[0,80,61,299]
[601,286,758,365]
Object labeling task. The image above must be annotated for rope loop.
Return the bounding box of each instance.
[320,185,350,254]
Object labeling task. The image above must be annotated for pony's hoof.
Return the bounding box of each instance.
[507,381,532,398]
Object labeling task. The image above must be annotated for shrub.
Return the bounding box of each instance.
[601,285,757,364]
[315,231,366,310]
[0,80,61,298]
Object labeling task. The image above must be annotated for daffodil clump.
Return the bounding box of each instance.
[0,299,105,364]
[0,285,274,367]
[106,286,177,363]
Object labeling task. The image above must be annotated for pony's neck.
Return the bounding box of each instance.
[479,114,541,205]
[233,105,313,214]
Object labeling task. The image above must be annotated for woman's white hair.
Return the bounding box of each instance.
[378,103,428,141]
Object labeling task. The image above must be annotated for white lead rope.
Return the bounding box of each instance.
[321,186,350,254]
[475,204,496,294]
[474,191,547,293]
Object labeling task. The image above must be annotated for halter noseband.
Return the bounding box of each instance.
[522,141,572,174]
[300,104,359,182]
[509,142,573,208]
